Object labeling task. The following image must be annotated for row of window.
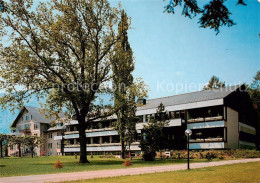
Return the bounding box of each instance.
[21,115,33,121]
[48,142,61,149]
[139,111,184,123]
[66,136,121,145]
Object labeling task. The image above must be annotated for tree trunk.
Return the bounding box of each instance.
[31,147,34,158]
[120,132,125,159]
[0,140,3,158]
[18,144,21,157]
[129,143,132,160]
[5,146,8,157]
[78,118,89,163]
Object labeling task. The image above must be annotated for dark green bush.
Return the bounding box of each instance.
[205,152,216,161]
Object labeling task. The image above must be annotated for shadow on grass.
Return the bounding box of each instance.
[0,165,6,167]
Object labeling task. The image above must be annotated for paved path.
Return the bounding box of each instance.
[0,158,260,183]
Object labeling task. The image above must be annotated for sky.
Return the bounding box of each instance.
[0,0,259,133]
[110,0,260,98]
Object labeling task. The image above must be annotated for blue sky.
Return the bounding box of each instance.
[110,0,260,98]
[0,0,259,133]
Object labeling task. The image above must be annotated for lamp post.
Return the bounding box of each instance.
[185,129,192,170]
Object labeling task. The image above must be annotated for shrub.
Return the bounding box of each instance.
[205,152,216,161]
[142,151,156,161]
[122,159,133,167]
[54,159,64,169]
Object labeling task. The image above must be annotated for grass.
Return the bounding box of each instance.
[0,155,222,177]
[66,162,260,183]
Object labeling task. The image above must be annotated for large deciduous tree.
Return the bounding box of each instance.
[0,0,138,163]
[111,11,148,159]
[164,0,247,34]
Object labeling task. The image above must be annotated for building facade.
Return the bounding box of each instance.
[8,106,65,156]
[8,85,258,157]
[60,85,258,155]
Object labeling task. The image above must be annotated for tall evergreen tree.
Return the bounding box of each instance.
[140,103,169,161]
[111,11,147,159]
[203,75,225,90]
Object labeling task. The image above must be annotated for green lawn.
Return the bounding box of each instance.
[0,156,220,177]
[66,162,260,183]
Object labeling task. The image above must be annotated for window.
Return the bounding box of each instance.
[31,115,33,120]
[175,111,180,118]
[34,124,38,130]
[24,124,30,129]
[34,133,37,136]
[111,136,120,143]
[48,133,52,139]
[48,143,52,149]
[70,126,74,132]
[69,139,74,145]
[21,117,23,121]
[93,137,100,144]
[26,116,29,120]
[169,112,175,119]
[102,136,110,144]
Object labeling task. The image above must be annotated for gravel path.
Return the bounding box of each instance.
[0,158,259,183]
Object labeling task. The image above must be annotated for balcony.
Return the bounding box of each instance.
[64,143,141,152]
[189,142,225,149]
[187,116,223,123]
[187,117,204,123]
[167,118,183,127]
[64,130,119,139]
[189,137,224,143]
[86,127,115,133]
[54,136,63,141]
[20,128,31,134]
[187,121,224,129]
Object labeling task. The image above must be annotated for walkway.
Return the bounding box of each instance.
[0,158,259,183]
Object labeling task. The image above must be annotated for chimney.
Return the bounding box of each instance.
[137,98,146,105]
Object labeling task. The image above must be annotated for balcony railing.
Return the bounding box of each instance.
[189,137,224,143]
[187,116,223,123]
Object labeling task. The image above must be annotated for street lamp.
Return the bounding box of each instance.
[185,129,192,170]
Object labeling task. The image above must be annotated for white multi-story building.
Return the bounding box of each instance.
[61,85,258,155]
[8,85,258,156]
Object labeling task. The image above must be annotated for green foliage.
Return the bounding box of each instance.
[111,11,148,159]
[203,75,225,90]
[164,0,247,34]
[0,134,9,158]
[24,136,44,158]
[0,0,146,163]
[140,103,169,161]
[9,136,26,157]
[205,152,216,161]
